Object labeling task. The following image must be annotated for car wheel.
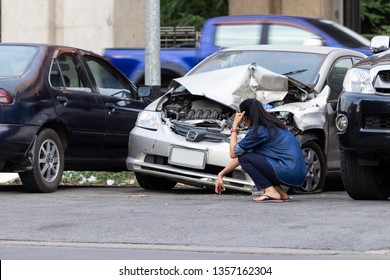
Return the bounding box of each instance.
[291,140,326,194]
[135,172,177,190]
[19,128,64,193]
[340,149,390,200]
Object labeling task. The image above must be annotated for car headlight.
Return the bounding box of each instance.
[135,110,159,130]
[343,68,375,94]
[335,113,348,133]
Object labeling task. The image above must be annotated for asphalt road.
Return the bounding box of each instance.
[1,183,390,260]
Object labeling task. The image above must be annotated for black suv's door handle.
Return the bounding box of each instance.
[106,102,115,109]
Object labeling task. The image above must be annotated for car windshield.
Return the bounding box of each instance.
[190,50,326,86]
[0,45,38,77]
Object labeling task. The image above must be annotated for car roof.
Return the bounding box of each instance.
[0,42,64,49]
[207,14,321,23]
[219,44,365,56]
[0,42,97,56]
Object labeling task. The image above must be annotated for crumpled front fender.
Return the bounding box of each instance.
[269,86,329,131]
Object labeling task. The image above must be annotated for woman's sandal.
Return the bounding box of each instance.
[253,194,283,203]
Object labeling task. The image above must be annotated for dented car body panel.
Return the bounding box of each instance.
[127,45,366,193]
[268,87,329,131]
[174,64,289,108]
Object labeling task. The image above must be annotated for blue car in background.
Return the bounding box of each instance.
[199,15,373,57]
[104,14,372,92]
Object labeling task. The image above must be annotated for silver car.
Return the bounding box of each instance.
[126,45,365,194]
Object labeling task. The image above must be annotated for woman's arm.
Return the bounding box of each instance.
[229,131,239,158]
[215,158,240,194]
[229,112,245,158]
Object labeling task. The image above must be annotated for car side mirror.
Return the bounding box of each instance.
[137,85,152,98]
[370,36,390,54]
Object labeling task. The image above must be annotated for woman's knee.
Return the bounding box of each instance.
[237,154,252,169]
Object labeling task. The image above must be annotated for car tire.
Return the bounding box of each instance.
[340,149,390,200]
[19,128,64,193]
[135,172,177,190]
[291,140,326,194]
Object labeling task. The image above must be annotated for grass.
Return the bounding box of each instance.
[61,171,138,186]
[4,171,138,186]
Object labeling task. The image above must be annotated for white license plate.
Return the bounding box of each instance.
[168,147,206,169]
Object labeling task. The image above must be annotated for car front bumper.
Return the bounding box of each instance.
[126,124,257,193]
[337,91,390,154]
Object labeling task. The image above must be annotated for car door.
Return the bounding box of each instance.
[325,57,356,172]
[83,55,147,160]
[50,51,106,159]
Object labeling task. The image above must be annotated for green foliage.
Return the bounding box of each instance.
[61,171,138,186]
[4,171,138,186]
[361,0,390,34]
[160,0,390,36]
[161,0,228,29]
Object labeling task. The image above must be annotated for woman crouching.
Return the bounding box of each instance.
[215,98,307,202]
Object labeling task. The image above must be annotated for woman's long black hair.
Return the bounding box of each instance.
[239,98,287,135]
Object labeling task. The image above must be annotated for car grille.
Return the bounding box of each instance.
[172,123,229,143]
[379,70,390,82]
[363,114,390,129]
[377,71,390,93]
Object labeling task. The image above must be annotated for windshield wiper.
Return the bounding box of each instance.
[283,69,308,76]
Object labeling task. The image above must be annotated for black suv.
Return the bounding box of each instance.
[336,36,390,200]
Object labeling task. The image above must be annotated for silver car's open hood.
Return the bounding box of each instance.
[173,64,311,109]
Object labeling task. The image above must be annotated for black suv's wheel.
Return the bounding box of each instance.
[19,128,64,193]
[292,140,326,194]
[340,149,390,200]
[135,172,177,190]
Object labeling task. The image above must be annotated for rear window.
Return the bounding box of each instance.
[307,19,370,48]
[0,45,38,77]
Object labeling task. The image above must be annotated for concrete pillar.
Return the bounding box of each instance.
[229,0,270,15]
[1,0,146,54]
[1,0,53,43]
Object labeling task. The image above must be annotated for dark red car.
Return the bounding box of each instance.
[0,43,151,193]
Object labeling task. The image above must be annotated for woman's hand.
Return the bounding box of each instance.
[215,174,226,195]
[215,159,239,194]
[233,111,245,128]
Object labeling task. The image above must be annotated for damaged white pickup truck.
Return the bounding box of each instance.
[126,45,365,194]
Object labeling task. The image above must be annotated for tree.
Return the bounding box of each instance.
[361,0,390,35]
[161,0,228,29]
[160,0,390,35]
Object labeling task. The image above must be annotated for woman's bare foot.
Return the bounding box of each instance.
[253,186,281,201]
[275,185,291,201]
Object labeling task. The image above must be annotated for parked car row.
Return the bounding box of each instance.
[1,35,389,200]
